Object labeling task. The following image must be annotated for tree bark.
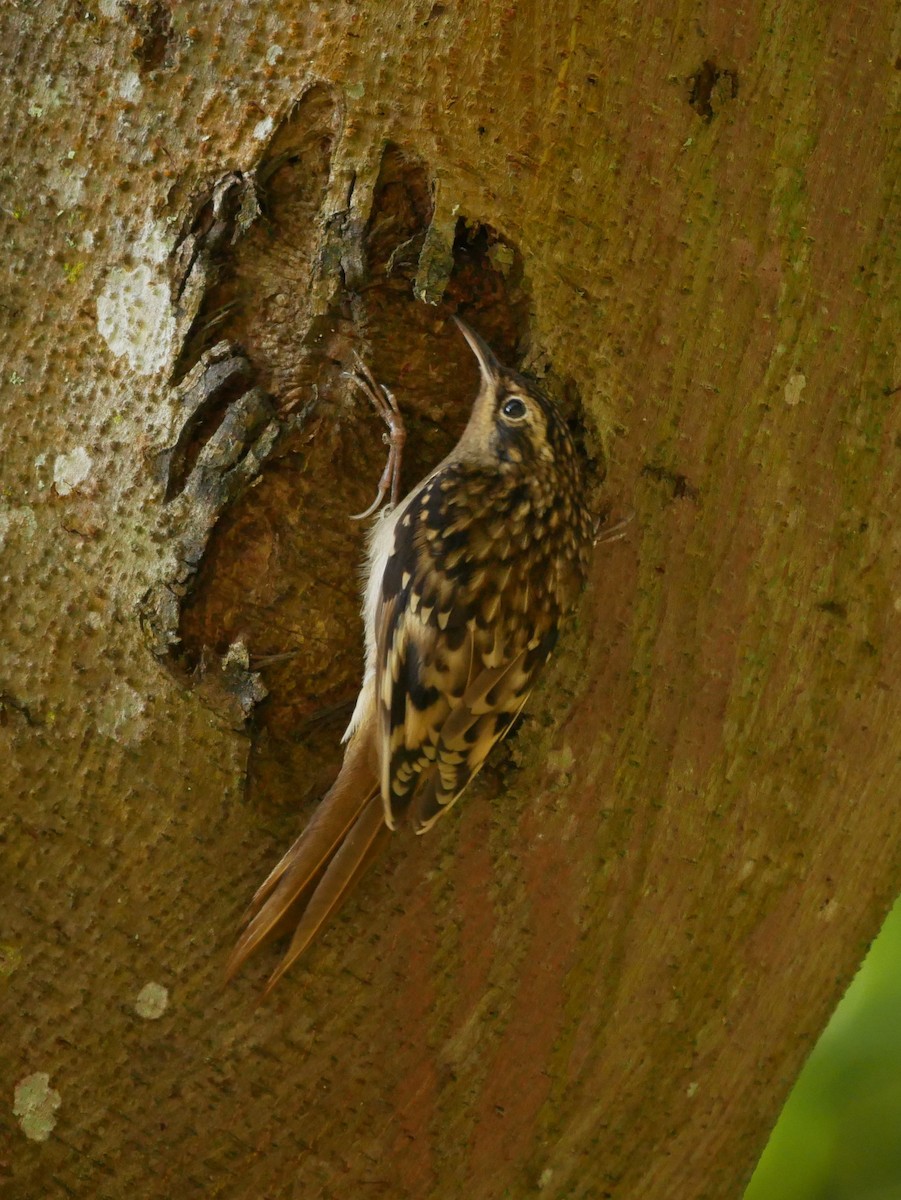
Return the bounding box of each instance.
[2,2,898,1198]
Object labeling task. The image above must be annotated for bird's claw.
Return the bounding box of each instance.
[346,355,407,520]
[593,507,636,546]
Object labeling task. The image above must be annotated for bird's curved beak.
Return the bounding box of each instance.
[453,315,500,388]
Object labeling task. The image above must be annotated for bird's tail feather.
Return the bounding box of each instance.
[226,730,384,990]
[260,795,387,994]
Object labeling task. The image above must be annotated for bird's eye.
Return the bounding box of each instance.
[501,396,527,420]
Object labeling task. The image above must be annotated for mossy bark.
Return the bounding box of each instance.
[1,2,898,1198]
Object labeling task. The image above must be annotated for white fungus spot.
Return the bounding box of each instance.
[265,44,284,65]
[135,981,169,1020]
[136,220,174,267]
[13,1073,61,1142]
[252,116,274,142]
[118,69,143,101]
[52,447,93,496]
[784,372,806,406]
[97,262,176,375]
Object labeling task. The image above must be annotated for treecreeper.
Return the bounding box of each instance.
[227,316,597,993]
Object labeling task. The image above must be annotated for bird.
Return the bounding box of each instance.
[227,316,596,993]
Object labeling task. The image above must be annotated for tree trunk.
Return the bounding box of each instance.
[2,2,897,1198]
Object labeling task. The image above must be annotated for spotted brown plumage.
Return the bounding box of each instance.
[228,317,595,993]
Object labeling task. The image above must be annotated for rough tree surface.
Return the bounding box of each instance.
[1,2,898,1198]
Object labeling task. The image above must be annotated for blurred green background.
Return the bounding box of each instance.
[745,898,901,1200]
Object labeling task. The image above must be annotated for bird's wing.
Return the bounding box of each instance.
[373,478,478,823]
[375,562,472,823]
[374,475,561,829]
[414,627,558,830]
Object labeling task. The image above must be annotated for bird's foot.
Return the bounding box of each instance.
[346,355,406,520]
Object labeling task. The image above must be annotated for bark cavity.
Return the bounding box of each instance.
[142,107,596,817]
[688,60,739,121]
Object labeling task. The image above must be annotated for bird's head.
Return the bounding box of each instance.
[453,316,572,471]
